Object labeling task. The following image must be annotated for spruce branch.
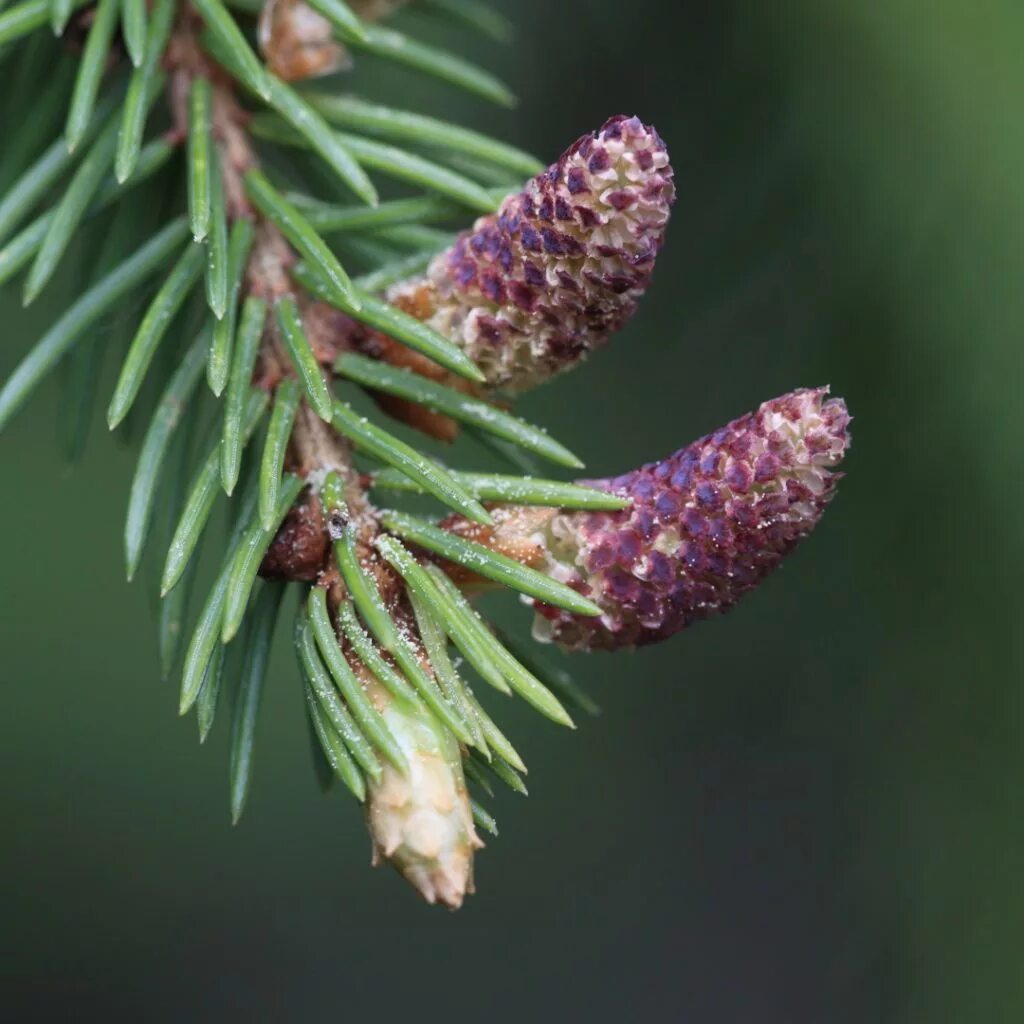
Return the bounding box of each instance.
[0,0,853,909]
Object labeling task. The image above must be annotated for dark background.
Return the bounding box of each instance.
[2,1,1022,1020]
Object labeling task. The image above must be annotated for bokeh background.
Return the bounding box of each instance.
[2,1,1022,1020]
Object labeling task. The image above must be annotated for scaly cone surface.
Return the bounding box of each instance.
[438,388,850,651]
[386,115,675,393]
[530,388,851,649]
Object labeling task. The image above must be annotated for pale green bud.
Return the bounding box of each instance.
[363,671,482,908]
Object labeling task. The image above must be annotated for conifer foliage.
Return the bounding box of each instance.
[0,0,850,907]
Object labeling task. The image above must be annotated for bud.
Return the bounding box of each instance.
[386,115,675,393]
[362,667,482,908]
[440,388,849,651]
[259,0,349,82]
[259,0,411,83]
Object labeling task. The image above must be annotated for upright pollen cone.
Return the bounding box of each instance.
[386,115,675,393]
[529,388,851,649]
[362,667,482,908]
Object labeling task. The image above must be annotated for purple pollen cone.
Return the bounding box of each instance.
[526,388,851,651]
[386,115,675,393]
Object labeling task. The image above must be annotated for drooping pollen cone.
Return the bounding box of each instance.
[522,388,850,650]
[363,670,482,908]
[386,115,675,393]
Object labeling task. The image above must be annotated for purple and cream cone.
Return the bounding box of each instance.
[435,388,849,651]
[386,115,675,393]
[527,388,851,649]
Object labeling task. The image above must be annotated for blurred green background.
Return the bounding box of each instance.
[2,1,1022,1020]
